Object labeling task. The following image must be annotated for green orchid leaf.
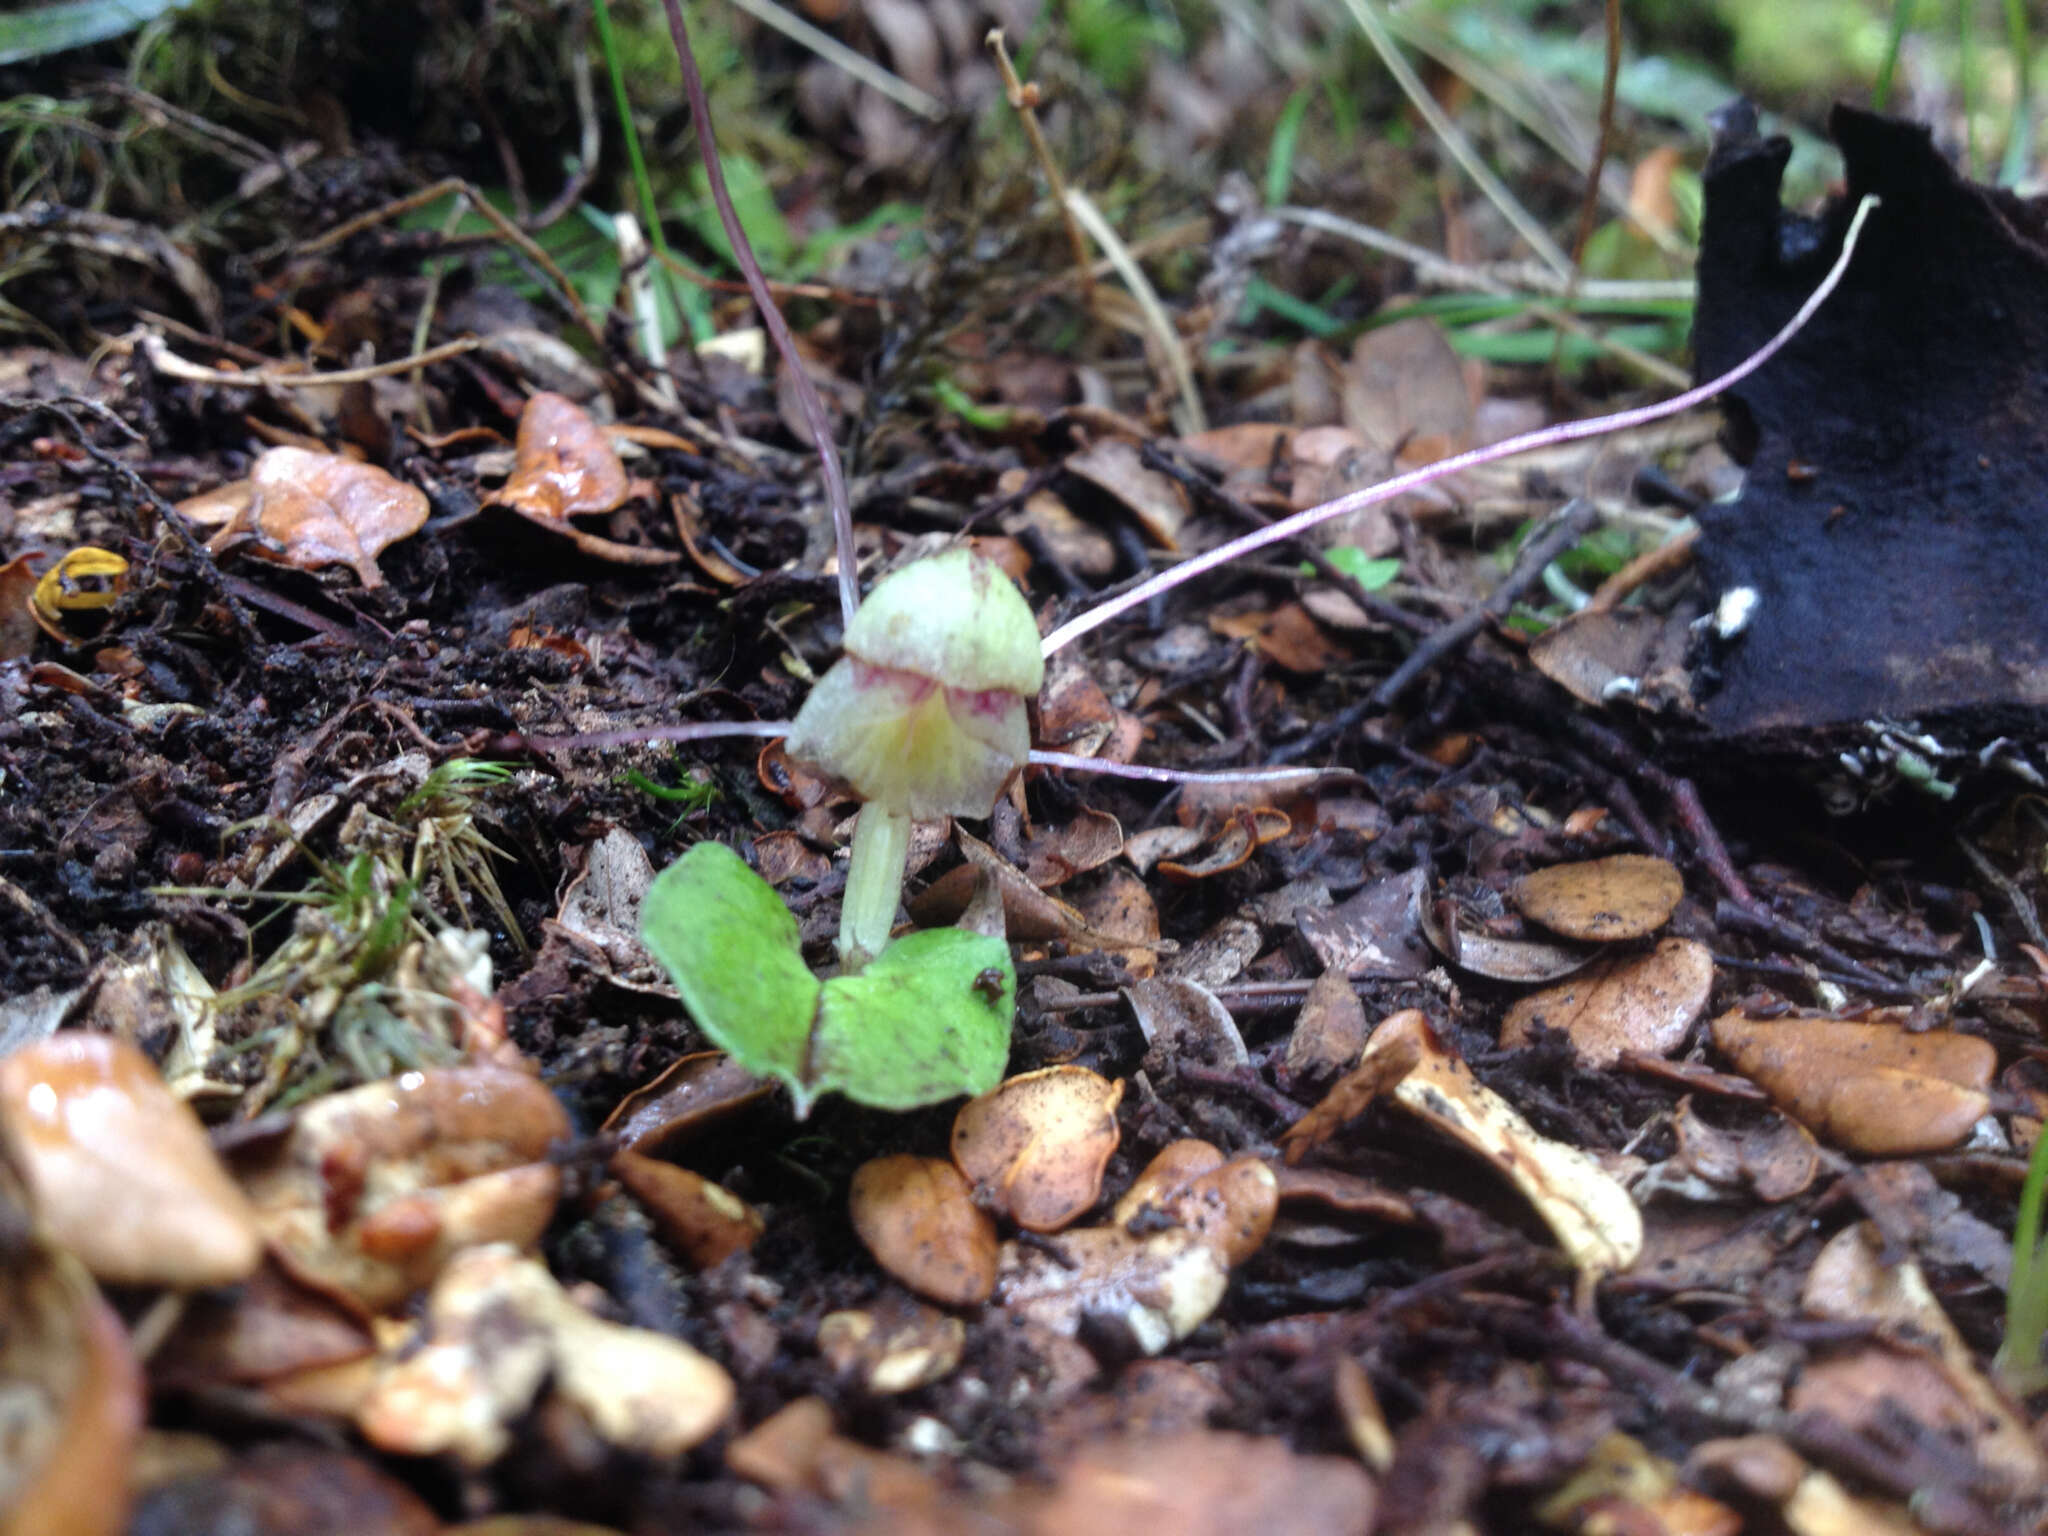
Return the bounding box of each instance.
[813,928,1014,1114]
[639,841,821,1096]
[639,842,1015,1116]
[1302,547,1402,589]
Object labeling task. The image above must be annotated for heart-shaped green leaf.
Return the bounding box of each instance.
[640,840,1014,1116]
[815,927,1014,1113]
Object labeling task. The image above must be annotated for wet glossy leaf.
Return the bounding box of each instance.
[491,392,632,522]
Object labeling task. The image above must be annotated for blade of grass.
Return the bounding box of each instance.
[592,0,706,345]
[1040,194,1882,657]
[2000,0,2034,188]
[1337,0,1573,279]
[1265,86,1313,209]
[1874,0,1915,110]
[1062,186,1206,434]
[657,0,858,630]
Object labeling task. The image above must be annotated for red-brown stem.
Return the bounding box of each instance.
[656,0,859,630]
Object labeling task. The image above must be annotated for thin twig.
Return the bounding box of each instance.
[297,177,607,353]
[1039,195,1882,657]
[1373,499,1599,708]
[138,332,480,388]
[659,0,859,630]
[987,30,1096,314]
[1547,0,1622,381]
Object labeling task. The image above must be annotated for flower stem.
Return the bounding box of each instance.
[838,803,912,969]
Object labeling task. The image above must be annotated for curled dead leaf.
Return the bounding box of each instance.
[233,1066,571,1313]
[950,1067,1124,1233]
[611,1149,764,1268]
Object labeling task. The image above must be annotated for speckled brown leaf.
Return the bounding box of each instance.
[1282,970,1370,1086]
[847,1154,998,1307]
[1501,937,1714,1068]
[1802,1222,2044,1494]
[1512,854,1684,942]
[1070,866,1163,981]
[950,1066,1123,1233]
[1708,1013,1993,1155]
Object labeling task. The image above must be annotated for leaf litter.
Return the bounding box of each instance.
[1,10,2047,1535]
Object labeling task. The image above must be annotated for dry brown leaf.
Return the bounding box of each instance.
[1123,976,1249,1068]
[1157,809,1290,882]
[228,447,429,588]
[1,551,45,659]
[1021,808,1125,888]
[1417,888,1595,981]
[1668,1100,1819,1203]
[1209,601,1352,673]
[1535,1432,1741,1536]
[1500,937,1714,1068]
[0,1186,143,1536]
[1070,867,1162,981]
[994,1224,1229,1357]
[1512,854,1684,942]
[1340,317,1474,462]
[950,1067,1124,1233]
[1288,1012,1644,1288]
[0,1033,262,1289]
[1802,1221,2044,1494]
[492,391,632,523]
[1031,1429,1377,1536]
[1063,437,1188,549]
[1282,970,1370,1086]
[847,1154,998,1307]
[1130,1155,1278,1267]
[599,1051,772,1157]
[357,1243,732,1466]
[816,1293,965,1395]
[611,1149,764,1268]
[1708,1013,1993,1155]
[1297,867,1434,979]
[233,1066,570,1313]
[151,1258,375,1390]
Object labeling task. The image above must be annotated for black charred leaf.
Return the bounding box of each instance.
[1690,103,2048,740]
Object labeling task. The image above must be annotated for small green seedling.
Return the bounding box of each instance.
[1997,1125,2048,1395]
[639,548,1041,1114]
[640,842,1013,1117]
